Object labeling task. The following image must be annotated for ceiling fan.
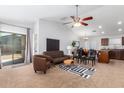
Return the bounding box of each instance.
[64,5,93,27]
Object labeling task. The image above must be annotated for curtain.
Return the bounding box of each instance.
[24,28,32,64]
[0,48,1,69]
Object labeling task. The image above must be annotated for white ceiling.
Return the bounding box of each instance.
[0,5,101,24]
[0,5,124,36]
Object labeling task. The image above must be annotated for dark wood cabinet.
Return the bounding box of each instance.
[120,49,124,60]
[109,50,116,59]
[101,38,109,46]
[109,49,124,60]
[122,37,124,45]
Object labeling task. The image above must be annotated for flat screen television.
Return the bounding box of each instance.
[47,38,60,51]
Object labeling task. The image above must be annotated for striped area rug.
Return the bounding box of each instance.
[59,64,96,79]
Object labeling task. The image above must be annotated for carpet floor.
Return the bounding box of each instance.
[0,59,124,88]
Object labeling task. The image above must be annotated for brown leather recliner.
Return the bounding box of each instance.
[33,55,51,74]
[43,51,70,64]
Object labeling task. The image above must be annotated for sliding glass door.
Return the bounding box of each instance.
[0,32,13,66]
[0,31,26,66]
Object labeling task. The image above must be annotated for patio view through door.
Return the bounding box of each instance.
[0,31,26,66]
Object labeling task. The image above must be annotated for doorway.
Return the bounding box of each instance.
[0,31,26,66]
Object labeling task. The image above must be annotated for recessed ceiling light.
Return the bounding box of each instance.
[101,31,104,34]
[118,28,122,32]
[98,25,102,29]
[118,21,122,25]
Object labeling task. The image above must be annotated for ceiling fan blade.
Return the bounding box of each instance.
[82,16,93,21]
[80,22,88,26]
[70,16,76,22]
[63,22,73,25]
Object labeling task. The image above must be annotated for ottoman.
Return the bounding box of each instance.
[64,59,74,66]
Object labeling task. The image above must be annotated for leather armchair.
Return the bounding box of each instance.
[33,55,51,74]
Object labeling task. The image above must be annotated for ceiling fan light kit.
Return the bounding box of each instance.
[74,22,81,27]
